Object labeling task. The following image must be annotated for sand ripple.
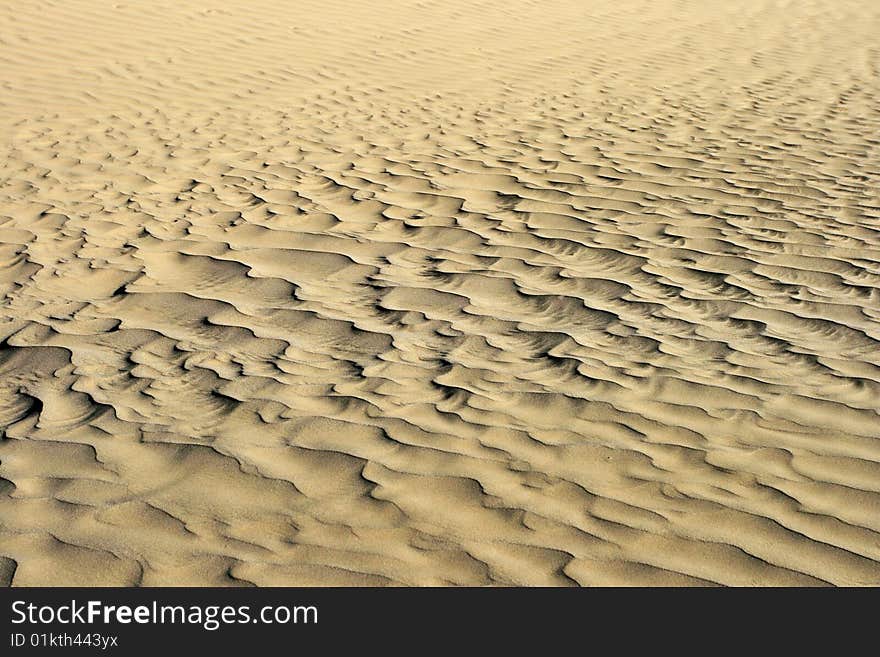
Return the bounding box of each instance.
[1,0,879,585]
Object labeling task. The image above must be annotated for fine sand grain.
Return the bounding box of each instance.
[1,0,879,586]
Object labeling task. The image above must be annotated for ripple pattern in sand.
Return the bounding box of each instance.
[1,0,879,586]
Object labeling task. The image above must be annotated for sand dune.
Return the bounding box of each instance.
[1,0,879,586]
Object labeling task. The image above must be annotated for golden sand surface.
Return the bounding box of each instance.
[0,0,879,586]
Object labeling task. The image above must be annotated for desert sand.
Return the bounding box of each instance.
[0,0,878,586]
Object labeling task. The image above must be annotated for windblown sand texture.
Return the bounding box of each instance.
[1,0,879,587]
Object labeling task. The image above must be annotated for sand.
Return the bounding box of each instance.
[0,0,878,587]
